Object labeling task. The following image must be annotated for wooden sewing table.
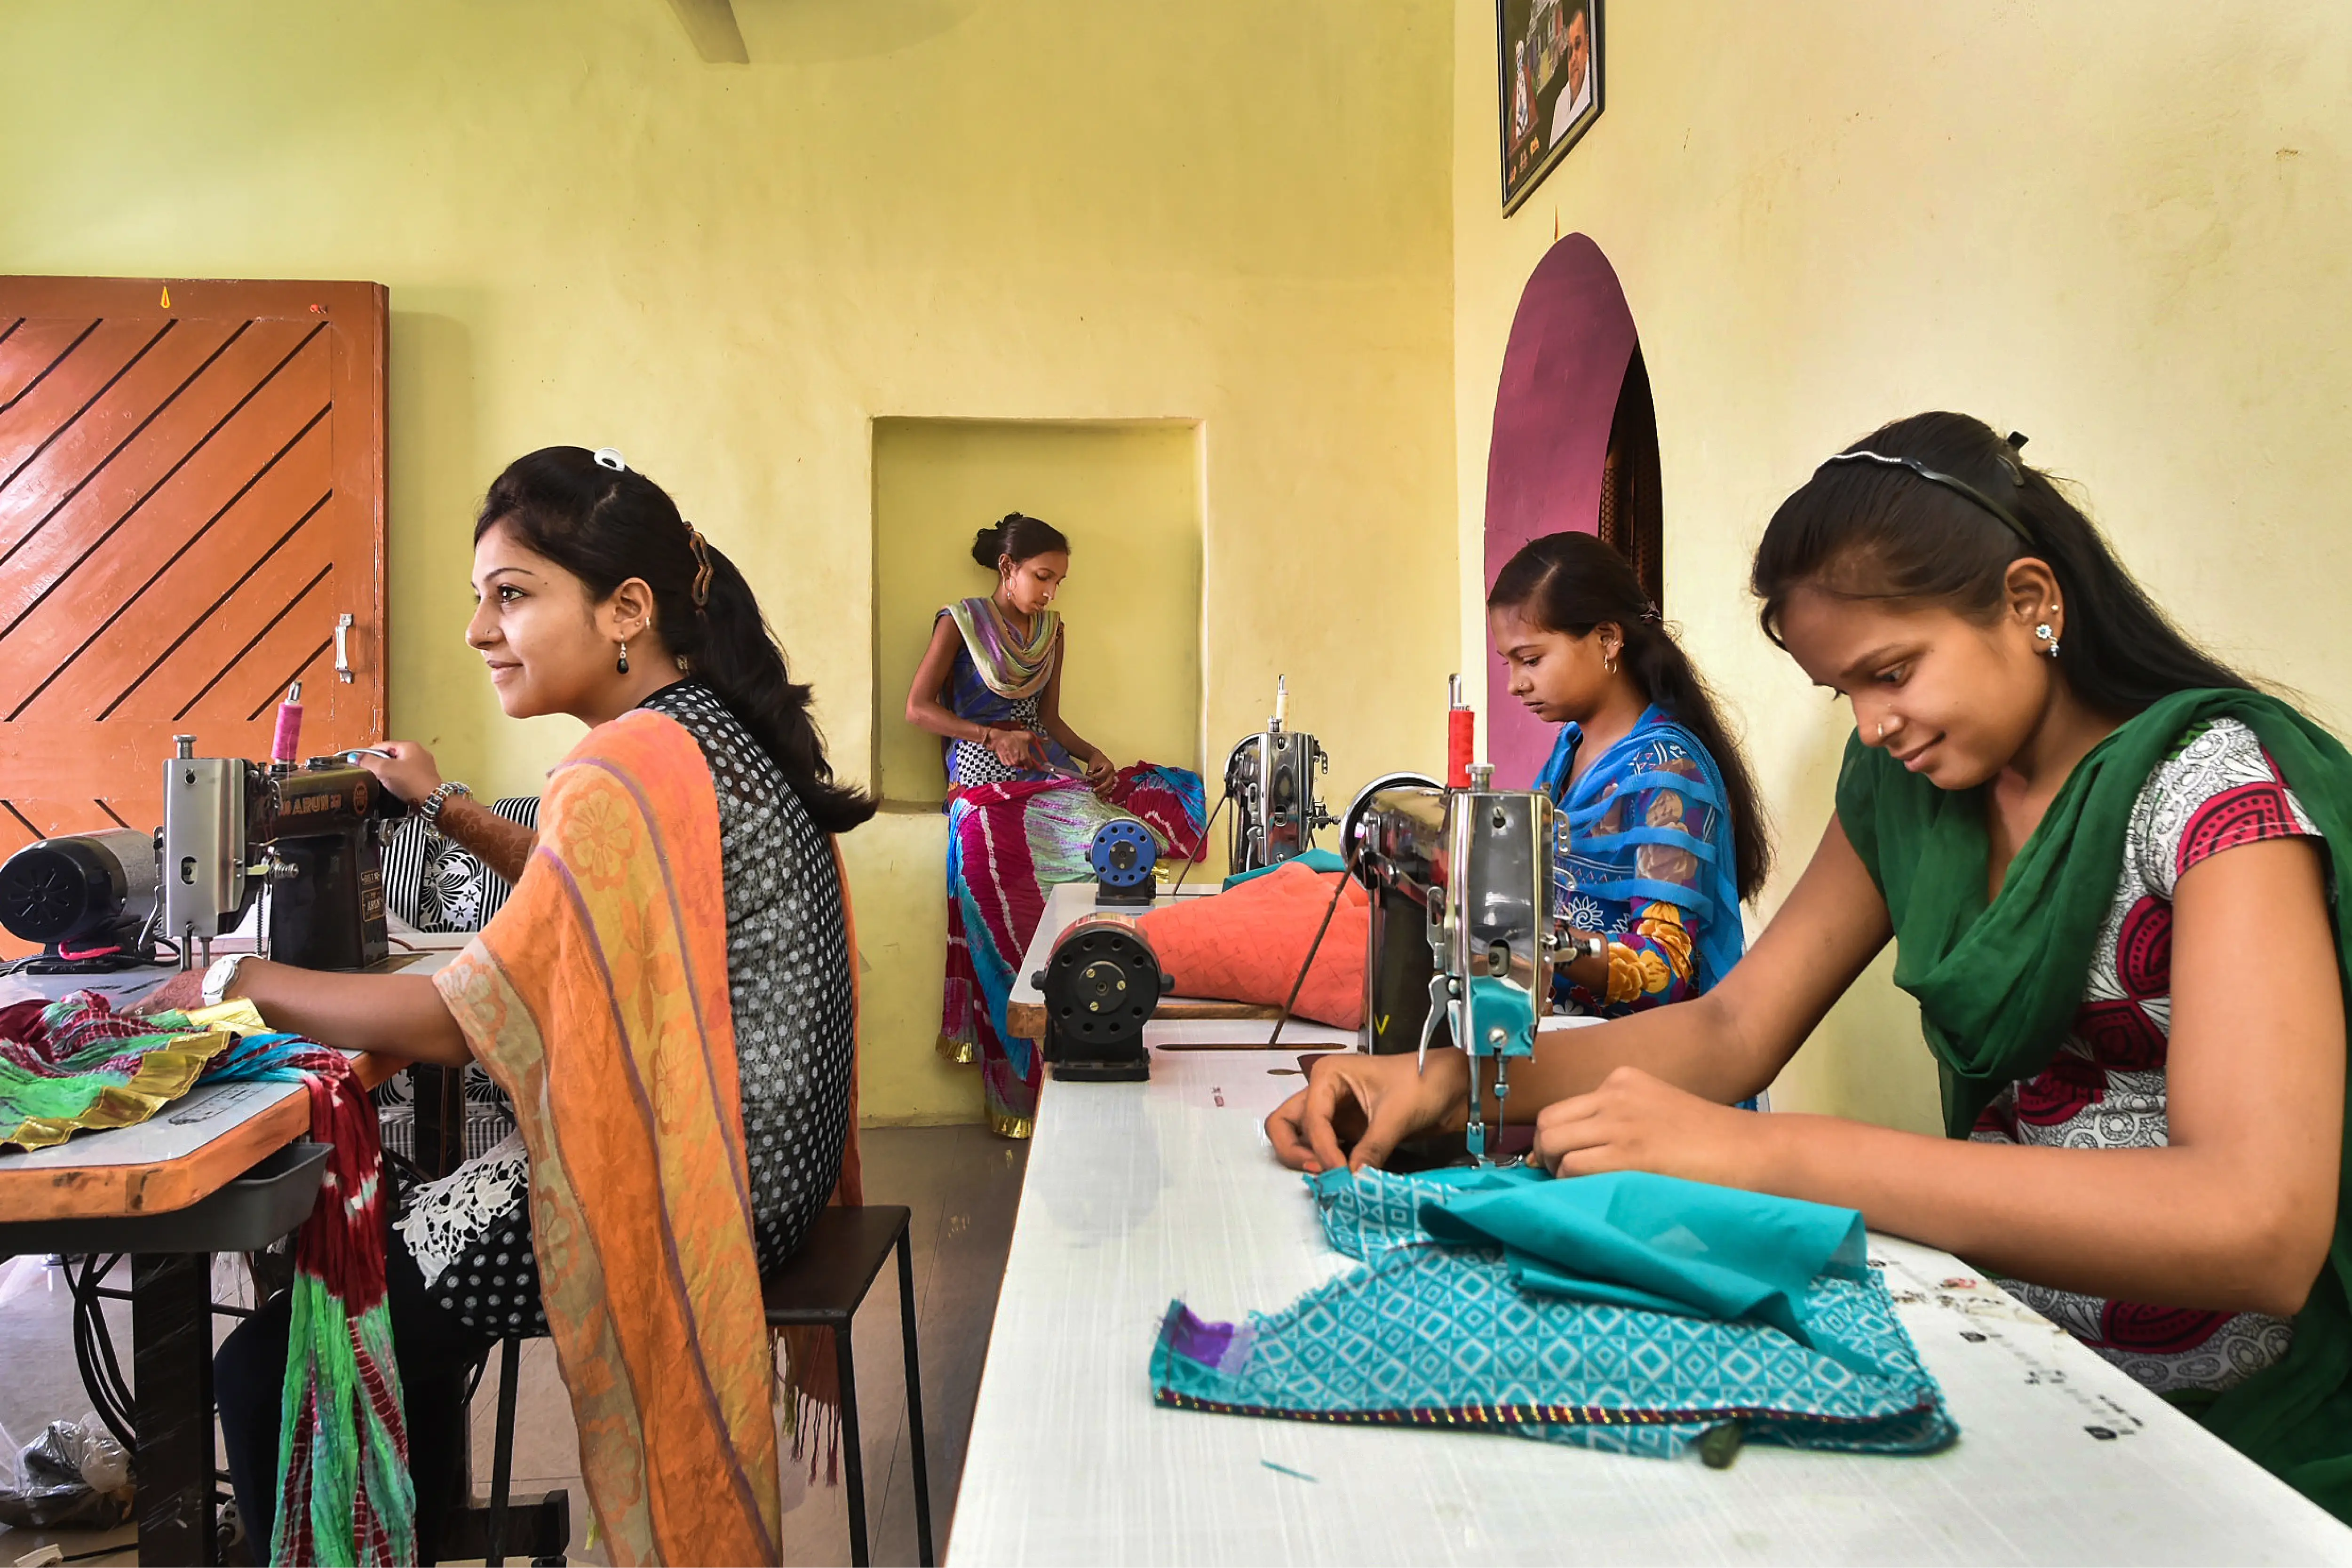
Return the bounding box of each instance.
[0,936,466,1566]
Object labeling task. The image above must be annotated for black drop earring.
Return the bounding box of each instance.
[616,640,630,675]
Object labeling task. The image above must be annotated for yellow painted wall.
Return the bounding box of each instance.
[0,0,1456,1123]
[872,420,1203,806]
[1452,1,2352,1132]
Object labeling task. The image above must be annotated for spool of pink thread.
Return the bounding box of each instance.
[271,681,304,764]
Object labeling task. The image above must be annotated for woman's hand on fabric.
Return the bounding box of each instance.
[1266,1048,1471,1174]
[1081,750,1117,789]
[987,728,1047,770]
[354,740,444,806]
[135,968,208,1018]
[1533,1065,1772,1186]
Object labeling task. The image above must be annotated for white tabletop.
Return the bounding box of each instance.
[949,1049,2351,1565]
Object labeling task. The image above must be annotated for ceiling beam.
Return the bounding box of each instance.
[663,0,749,64]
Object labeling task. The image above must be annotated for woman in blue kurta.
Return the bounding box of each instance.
[1486,531,1768,1016]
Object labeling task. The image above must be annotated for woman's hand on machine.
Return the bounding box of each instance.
[1531,1065,1769,1187]
[353,740,445,806]
[1265,1048,1471,1174]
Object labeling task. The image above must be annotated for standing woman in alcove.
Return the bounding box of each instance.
[904,512,1116,789]
[905,512,1206,1135]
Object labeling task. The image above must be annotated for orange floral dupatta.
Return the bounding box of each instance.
[433,710,785,1566]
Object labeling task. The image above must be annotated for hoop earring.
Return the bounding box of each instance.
[616,639,630,675]
[1604,648,1618,674]
[2035,622,2060,658]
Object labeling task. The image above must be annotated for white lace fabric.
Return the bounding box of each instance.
[394,1128,530,1293]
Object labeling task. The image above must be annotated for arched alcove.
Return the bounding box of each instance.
[1482,234,1660,786]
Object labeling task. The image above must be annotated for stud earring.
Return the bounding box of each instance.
[616,639,630,675]
[2035,622,2059,657]
[675,653,690,673]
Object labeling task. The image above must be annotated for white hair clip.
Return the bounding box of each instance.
[593,447,628,472]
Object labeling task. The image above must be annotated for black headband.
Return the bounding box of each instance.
[1817,446,2032,544]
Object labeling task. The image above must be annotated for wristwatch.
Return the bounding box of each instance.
[201,953,251,1008]
[418,779,471,826]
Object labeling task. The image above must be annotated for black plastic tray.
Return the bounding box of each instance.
[0,1141,328,1256]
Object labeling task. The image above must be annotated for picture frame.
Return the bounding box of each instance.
[1497,0,1603,214]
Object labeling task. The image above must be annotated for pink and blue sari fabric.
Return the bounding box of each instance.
[940,764,1205,1134]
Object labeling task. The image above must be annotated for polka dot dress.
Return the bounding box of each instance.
[398,679,856,1339]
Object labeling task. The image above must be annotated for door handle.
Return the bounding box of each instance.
[335,613,355,683]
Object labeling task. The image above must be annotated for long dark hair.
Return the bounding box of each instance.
[970,512,1069,570]
[476,447,877,835]
[1489,531,1772,901]
[1751,412,2254,714]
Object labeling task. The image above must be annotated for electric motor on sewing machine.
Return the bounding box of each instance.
[0,830,160,955]
[1032,914,1173,1082]
[1088,819,1158,907]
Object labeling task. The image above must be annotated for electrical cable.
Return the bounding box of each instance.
[70,1254,136,1452]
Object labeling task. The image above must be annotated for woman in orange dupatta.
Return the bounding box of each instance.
[202,446,874,1566]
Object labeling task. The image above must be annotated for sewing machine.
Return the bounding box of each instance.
[1342,763,1569,1163]
[159,735,406,972]
[1222,676,1334,874]
[3,736,406,971]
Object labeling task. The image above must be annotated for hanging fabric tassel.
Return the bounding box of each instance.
[207,1031,416,1567]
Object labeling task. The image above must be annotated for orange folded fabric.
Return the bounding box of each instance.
[1136,862,1370,1028]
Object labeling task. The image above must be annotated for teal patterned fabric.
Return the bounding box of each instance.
[1151,1167,1957,1461]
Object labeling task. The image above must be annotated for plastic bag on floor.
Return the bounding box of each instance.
[0,1415,133,1530]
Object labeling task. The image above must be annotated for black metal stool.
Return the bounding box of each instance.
[762,1204,934,1568]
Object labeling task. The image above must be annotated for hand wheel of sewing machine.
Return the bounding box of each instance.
[1032,914,1173,1083]
[1088,818,1158,907]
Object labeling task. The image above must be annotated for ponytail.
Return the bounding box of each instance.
[970,511,1070,570]
[1489,531,1772,901]
[476,447,878,835]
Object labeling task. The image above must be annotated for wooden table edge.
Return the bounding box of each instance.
[0,1050,400,1223]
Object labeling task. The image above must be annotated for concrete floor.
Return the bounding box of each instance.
[0,1123,1027,1567]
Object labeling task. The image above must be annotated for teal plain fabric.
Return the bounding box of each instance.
[1414,1171,1874,1370]
[1220,847,1345,890]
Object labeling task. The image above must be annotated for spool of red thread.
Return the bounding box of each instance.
[271,681,304,764]
[1446,675,1474,789]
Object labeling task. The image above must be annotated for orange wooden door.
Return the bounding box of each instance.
[0,276,387,944]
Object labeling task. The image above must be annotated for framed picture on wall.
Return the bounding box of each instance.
[1497,0,1602,214]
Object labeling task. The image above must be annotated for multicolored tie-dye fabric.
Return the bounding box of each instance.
[938,764,1205,1135]
[6,997,416,1564]
[1152,1166,1955,1462]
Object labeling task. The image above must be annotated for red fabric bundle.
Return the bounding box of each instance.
[1136,863,1370,1028]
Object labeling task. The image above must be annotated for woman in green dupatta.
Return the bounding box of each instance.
[1271,412,2351,1522]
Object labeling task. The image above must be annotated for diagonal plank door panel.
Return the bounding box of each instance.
[0,277,386,957]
